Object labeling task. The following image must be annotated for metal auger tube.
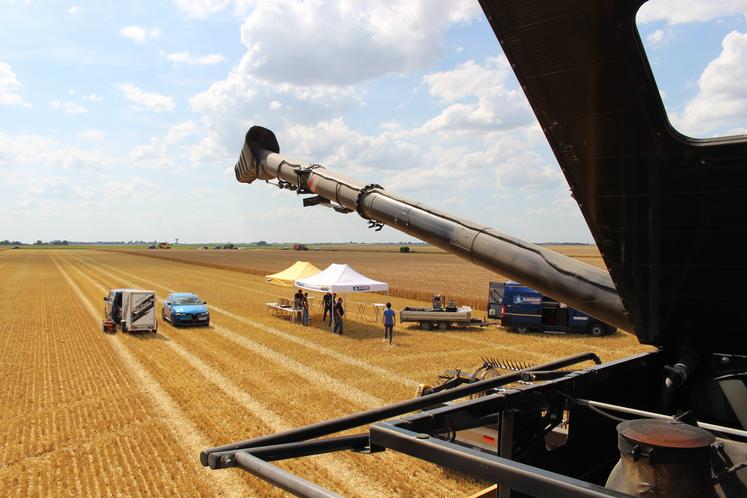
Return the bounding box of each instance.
[236,125,635,334]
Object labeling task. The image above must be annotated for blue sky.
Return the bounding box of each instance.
[1,0,746,244]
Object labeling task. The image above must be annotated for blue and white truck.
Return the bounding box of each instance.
[487,281,616,336]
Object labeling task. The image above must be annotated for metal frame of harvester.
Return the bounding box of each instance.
[201,1,747,496]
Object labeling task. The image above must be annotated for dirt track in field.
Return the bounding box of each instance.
[0,249,649,496]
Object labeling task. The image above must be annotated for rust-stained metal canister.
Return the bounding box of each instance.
[605,419,717,498]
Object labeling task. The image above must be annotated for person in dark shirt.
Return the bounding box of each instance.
[333,297,344,335]
[301,292,309,326]
[294,289,303,309]
[323,291,333,324]
[383,302,396,345]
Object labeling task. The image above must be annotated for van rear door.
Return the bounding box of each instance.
[487,281,506,318]
[127,291,157,331]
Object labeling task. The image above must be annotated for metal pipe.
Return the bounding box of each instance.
[201,352,600,468]
[242,434,370,462]
[581,399,747,439]
[234,452,343,498]
[235,126,635,333]
[369,423,632,498]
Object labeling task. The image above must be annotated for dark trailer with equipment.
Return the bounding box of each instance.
[200,1,747,497]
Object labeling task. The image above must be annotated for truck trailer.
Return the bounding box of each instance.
[400,305,473,331]
[488,281,616,336]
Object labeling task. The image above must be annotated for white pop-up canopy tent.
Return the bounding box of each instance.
[296,264,388,333]
[295,263,388,293]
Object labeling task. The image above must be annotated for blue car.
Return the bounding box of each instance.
[162,292,210,327]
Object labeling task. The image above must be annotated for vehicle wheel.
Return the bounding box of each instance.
[420,322,431,331]
[516,326,528,334]
[589,323,605,337]
[438,322,448,331]
[170,313,176,326]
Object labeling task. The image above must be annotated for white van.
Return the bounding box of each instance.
[103,289,158,333]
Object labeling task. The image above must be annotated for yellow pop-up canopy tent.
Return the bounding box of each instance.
[265,261,321,286]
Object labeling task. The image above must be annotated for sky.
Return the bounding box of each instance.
[1,0,746,244]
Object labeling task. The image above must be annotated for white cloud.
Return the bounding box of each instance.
[82,93,104,102]
[130,121,198,169]
[677,29,747,136]
[188,0,482,157]
[646,28,674,47]
[418,57,532,135]
[50,100,89,114]
[130,138,170,167]
[237,0,481,86]
[488,131,564,192]
[0,132,106,170]
[77,129,105,141]
[120,25,162,44]
[637,0,747,25]
[424,57,511,102]
[189,58,363,154]
[16,176,156,212]
[189,132,231,167]
[166,50,226,65]
[165,121,197,144]
[0,62,29,107]
[283,117,420,174]
[117,82,175,112]
[528,198,580,219]
[174,0,231,18]
[67,5,80,14]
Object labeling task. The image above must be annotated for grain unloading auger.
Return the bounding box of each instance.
[233,124,633,334]
[202,1,747,496]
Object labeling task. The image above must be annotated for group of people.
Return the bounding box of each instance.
[291,289,396,343]
[322,291,345,335]
[293,289,311,326]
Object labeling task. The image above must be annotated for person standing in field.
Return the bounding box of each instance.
[302,292,310,326]
[323,291,333,324]
[333,297,344,335]
[383,302,395,345]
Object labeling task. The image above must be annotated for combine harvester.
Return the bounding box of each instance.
[201,1,747,497]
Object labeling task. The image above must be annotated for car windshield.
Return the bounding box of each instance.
[173,296,202,305]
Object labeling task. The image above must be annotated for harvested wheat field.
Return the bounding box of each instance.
[0,248,651,497]
[107,244,606,312]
